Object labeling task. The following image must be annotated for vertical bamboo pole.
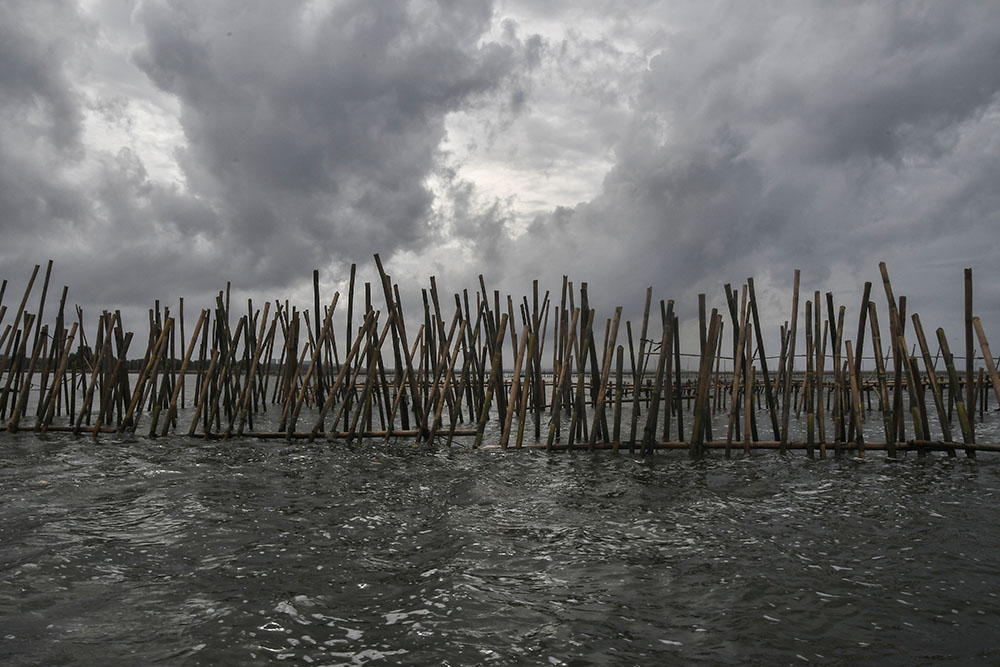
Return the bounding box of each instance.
[74,313,111,435]
[867,303,894,456]
[964,268,975,443]
[287,294,340,438]
[308,311,377,440]
[93,330,132,437]
[161,309,209,436]
[725,286,749,457]
[500,325,529,449]
[587,307,622,450]
[661,301,675,443]
[427,319,468,445]
[815,292,827,457]
[331,317,393,440]
[546,308,580,449]
[38,322,78,431]
[613,346,624,452]
[125,318,174,434]
[804,299,814,458]
[628,287,652,446]
[845,340,864,457]
[847,282,872,443]
[188,349,220,436]
[673,313,684,442]
[473,313,509,449]
[515,333,535,448]
[780,270,800,454]
[690,312,722,457]
[895,297,908,442]
[748,278,779,440]
[641,323,671,455]
[567,308,595,447]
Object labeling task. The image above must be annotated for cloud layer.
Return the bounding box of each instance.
[1,0,998,344]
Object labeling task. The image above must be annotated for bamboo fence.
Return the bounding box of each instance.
[1,257,998,458]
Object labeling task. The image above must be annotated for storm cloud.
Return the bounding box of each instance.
[0,0,998,342]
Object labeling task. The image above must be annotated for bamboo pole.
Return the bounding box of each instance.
[804,299,815,458]
[588,307,621,450]
[613,345,624,452]
[74,313,112,435]
[546,308,581,450]
[287,294,340,437]
[660,301,675,443]
[972,317,1000,410]
[912,313,953,445]
[747,278,779,440]
[845,340,865,457]
[473,313,509,449]
[0,264,40,415]
[91,328,132,436]
[500,325,530,449]
[937,328,975,458]
[125,318,174,434]
[628,287,652,444]
[37,321,79,431]
[159,308,209,436]
[308,310,378,441]
[642,322,671,455]
[188,349,220,437]
[780,270,800,454]
[515,333,535,448]
[965,268,974,440]
[690,311,721,456]
[867,303,894,456]
[7,323,47,432]
[427,319,468,445]
[725,286,749,457]
[328,316,395,442]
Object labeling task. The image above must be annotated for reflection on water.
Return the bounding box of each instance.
[2,420,1000,665]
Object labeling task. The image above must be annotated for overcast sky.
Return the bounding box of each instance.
[2,0,998,359]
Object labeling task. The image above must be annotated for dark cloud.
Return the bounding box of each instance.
[0,2,89,255]
[0,0,998,350]
[460,1,1000,338]
[129,0,532,287]
[0,0,540,321]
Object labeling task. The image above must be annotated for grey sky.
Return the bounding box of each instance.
[1,0,998,357]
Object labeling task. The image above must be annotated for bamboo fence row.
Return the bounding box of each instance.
[1,257,998,458]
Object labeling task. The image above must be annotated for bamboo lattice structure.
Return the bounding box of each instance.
[1,257,998,457]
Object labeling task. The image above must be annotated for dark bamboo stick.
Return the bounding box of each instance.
[725,286,749,457]
[162,308,209,436]
[500,325,530,449]
[937,328,975,458]
[867,303,894,456]
[972,317,1000,410]
[912,313,952,445]
[780,270,800,454]
[642,323,671,455]
[845,340,865,457]
[473,313,509,449]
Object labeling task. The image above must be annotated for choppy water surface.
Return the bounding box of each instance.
[3,429,1000,665]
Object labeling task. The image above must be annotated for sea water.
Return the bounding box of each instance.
[2,406,1000,665]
